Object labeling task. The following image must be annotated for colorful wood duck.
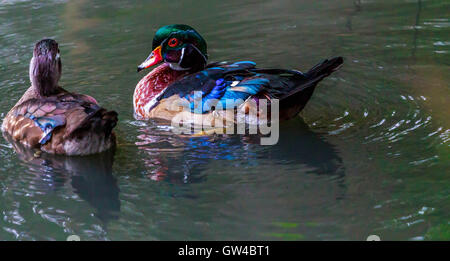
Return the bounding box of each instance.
[134,24,343,127]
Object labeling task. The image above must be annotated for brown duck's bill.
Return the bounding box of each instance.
[137,46,162,72]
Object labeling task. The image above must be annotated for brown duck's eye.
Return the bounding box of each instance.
[168,38,179,47]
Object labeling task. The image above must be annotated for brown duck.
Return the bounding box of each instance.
[1,39,118,155]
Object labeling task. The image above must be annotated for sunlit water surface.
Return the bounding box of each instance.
[0,0,448,240]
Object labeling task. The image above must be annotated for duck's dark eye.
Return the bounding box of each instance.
[168,38,179,47]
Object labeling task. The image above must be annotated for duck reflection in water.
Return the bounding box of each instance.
[3,134,120,223]
[136,118,345,195]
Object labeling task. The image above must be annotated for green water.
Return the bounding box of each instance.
[0,0,448,240]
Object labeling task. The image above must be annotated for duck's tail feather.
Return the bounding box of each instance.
[69,109,118,140]
[99,110,118,139]
[305,56,344,80]
[279,56,343,120]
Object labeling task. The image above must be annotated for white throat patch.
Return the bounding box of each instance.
[169,63,190,71]
[169,47,190,71]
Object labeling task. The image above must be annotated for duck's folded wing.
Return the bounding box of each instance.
[190,77,270,113]
[156,61,271,113]
[4,98,101,146]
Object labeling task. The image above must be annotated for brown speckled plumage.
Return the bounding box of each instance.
[2,39,117,155]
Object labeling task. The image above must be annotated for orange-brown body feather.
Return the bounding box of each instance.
[2,86,117,155]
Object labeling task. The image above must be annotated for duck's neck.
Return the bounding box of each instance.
[31,79,59,97]
[29,57,60,97]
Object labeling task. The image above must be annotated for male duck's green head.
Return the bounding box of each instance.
[137,24,208,72]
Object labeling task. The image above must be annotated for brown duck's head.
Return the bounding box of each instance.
[29,39,62,96]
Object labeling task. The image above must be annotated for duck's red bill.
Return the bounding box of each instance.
[137,46,162,72]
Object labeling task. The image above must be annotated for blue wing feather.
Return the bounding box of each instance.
[217,78,269,108]
[188,77,269,113]
[30,115,66,144]
[158,61,270,113]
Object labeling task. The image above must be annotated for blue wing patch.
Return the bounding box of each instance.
[159,61,269,114]
[188,78,228,113]
[231,61,256,66]
[28,115,66,144]
[218,78,269,109]
[187,77,269,113]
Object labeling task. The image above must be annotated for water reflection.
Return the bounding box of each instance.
[135,118,345,196]
[345,0,362,32]
[3,134,120,223]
